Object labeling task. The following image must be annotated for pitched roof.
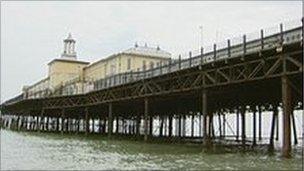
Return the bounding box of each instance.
[48,58,89,65]
[122,45,171,58]
[85,45,171,68]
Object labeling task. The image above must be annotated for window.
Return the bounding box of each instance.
[104,64,107,76]
[156,62,160,67]
[127,58,131,70]
[110,65,116,75]
[142,60,146,71]
[149,61,154,69]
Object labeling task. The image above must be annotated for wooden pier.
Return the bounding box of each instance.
[1,21,303,158]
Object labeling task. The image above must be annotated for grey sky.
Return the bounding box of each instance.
[1,1,302,102]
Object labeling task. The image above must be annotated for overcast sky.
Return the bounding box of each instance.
[1,1,302,102]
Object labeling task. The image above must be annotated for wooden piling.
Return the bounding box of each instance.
[159,116,163,137]
[269,105,277,150]
[85,108,89,136]
[223,112,226,138]
[236,109,240,141]
[281,76,292,158]
[191,114,194,137]
[291,111,298,145]
[258,106,262,141]
[136,114,141,137]
[253,107,257,146]
[149,116,153,136]
[241,106,246,146]
[61,109,65,134]
[144,98,148,141]
[202,89,211,147]
[168,115,173,137]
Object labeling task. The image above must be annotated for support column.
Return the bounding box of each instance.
[136,114,141,137]
[65,117,69,133]
[77,117,80,134]
[102,119,106,134]
[85,108,89,136]
[236,108,239,141]
[168,115,173,137]
[92,118,95,133]
[218,112,222,138]
[46,117,49,131]
[252,107,257,146]
[149,116,153,136]
[38,109,44,132]
[116,117,119,134]
[291,111,298,145]
[182,115,186,137]
[258,106,262,141]
[199,113,202,137]
[21,116,24,130]
[16,116,20,130]
[276,111,279,141]
[241,106,246,146]
[202,89,210,147]
[209,114,214,138]
[144,98,149,141]
[61,109,65,134]
[56,117,60,132]
[178,115,182,137]
[29,116,33,130]
[108,103,113,137]
[159,116,163,137]
[269,105,277,150]
[223,112,226,138]
[281,76,292,158]
[25,116,28,130]
[191,114,194,137]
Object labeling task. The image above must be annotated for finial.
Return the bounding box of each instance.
[135,42,138,48]
[157,45,160,50]
[144,43,147,47]
[67,33,72,39]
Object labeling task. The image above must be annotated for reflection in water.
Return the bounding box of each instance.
[1,130,302,170]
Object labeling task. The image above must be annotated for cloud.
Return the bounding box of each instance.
[1,1,302,102]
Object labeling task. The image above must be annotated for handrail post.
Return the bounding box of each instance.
[227,39,231,58]
[280,23,284,46]
[189,51,192,67]
[301,17,304,45]
[200,47,204,65]
[124,72,127,82]
[260,29,264,50]
[243,34,246,54]
[213,44,217,61]
[178,55,181,69]
[130,71,133,81]
[168,59,172,73]
[160,61,163,74]
[118,73,121,84]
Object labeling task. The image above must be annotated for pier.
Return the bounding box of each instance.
[1,19,303,158]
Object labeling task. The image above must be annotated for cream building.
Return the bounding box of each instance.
[23,34,171,98]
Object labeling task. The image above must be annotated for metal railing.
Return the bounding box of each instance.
[91,19,302,93]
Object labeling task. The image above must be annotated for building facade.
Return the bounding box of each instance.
[23,34,171,98]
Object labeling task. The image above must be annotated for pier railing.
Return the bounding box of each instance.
[91,19,302,92]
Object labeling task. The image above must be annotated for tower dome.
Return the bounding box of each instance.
[61,33,77,59]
